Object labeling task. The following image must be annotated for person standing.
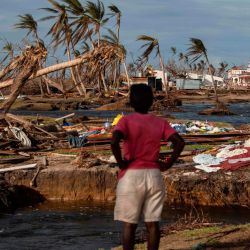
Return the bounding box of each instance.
[111,84,185,250]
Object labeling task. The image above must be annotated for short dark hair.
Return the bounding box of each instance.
[129,84,153,113]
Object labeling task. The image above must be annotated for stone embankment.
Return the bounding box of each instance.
[2,154,250,207]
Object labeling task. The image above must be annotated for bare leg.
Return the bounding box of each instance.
[145,222,160,250]
[122,222,137,250]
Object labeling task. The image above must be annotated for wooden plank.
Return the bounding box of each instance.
[0,150,16,155]
[0,155,30,164]
[55,113,75,121]
[5,113,58,139]
[0,163,37,173]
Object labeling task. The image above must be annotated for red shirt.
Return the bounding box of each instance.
[114,112,176,177]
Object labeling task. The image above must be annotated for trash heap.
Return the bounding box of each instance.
[171,121,234,134]
[192,138,250,173]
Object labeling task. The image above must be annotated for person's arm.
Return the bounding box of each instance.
[111,130,129,169]
[159,133,185,171]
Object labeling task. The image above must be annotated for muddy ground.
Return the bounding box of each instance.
[2,153,250,207]
[113,224,250,250]
[2,90,250,111]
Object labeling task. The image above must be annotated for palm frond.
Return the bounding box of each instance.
[62,0,85,15]
[108,4,121,15]
[81,41,90,53]
[171,46,176,55]
[39,7,58,14]
[137,35,156,42]
[102,29,118,44]
[186,38,207,63]
[86,0,105,22]
[14,14,37,36]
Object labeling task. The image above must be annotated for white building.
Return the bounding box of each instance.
[176,79,202,90]
[202,75,225,88]
[185,72,224,89]
[153,70,168,81]
[227,63,250,88]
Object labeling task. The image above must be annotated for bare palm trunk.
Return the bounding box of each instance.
[205,55,219,106]
[123,61,130,87]
[87,27,95,49]
[75,66,87,96]
[97,25,101,47]
[101,72,108,92]
[0,58,23,81]
[39,65,51,96]
[0,56,88,89]
[1,63,37,113]
[66,39,84,96]
[113,63,117,87]
[42,75,65,94]
[158,52,168,95]
[38,81,45,97]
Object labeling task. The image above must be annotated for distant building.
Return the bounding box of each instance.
[176,79,202,90]
[130,77,148,85]
[185,72,224,89]
[202,75,225,88]
[153,70,168,81]
[129,69,168,91]
[187,72,203,80]
[227,63,250,89]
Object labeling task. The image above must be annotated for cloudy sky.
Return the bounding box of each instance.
[0,0,250,67]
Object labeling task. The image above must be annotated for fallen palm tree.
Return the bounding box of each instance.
[0,41,126,111]
[0,41,128,151]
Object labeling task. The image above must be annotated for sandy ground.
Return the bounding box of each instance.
[158,224,250,250]
[113,224,250,250]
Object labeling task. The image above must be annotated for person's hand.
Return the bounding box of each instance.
[119,159,132,170]
[158,160,173,172]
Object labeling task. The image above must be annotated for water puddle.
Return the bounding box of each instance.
[0,201,249,250]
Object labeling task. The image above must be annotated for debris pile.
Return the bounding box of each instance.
[171,121,234,134]
[192,138,250,172]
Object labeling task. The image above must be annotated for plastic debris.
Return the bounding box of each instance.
[193,154,225,166]
[112,114,123,126]
[170,121,234,134]
[244,138,250,147]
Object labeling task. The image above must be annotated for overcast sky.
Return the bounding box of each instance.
[0,0,250,68]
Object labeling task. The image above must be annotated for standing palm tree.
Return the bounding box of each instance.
[108,4,122,86]
[41,0,85,95]
[85,0,108,47]
[14,14,40,41]
[137,35,168,94]
[14,13,67,95]
[102,29,129,89]
[14,14,49,96]
[108,4,121,43]
[186,38,219,105]
[62,0,91,47]
[170,47,177,57]
[0,40,14,66]
[218,62,228,77]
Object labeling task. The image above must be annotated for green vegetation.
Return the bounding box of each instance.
[51,149,77,156]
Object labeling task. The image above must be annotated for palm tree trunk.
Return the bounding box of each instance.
[205,55,219,106]
[75,66,87,96]
[65,38,84,96]
[123,61,130,87]
[87,27,95,49]
[38,80,45,97]
[45,81,51,95]
[0,58,23,81]
[101,72,108,92]
[0,56,88,89]
[97,25,101,47]
[158,51,168,95]
[0,62,37,113]
[42,76,65,94]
